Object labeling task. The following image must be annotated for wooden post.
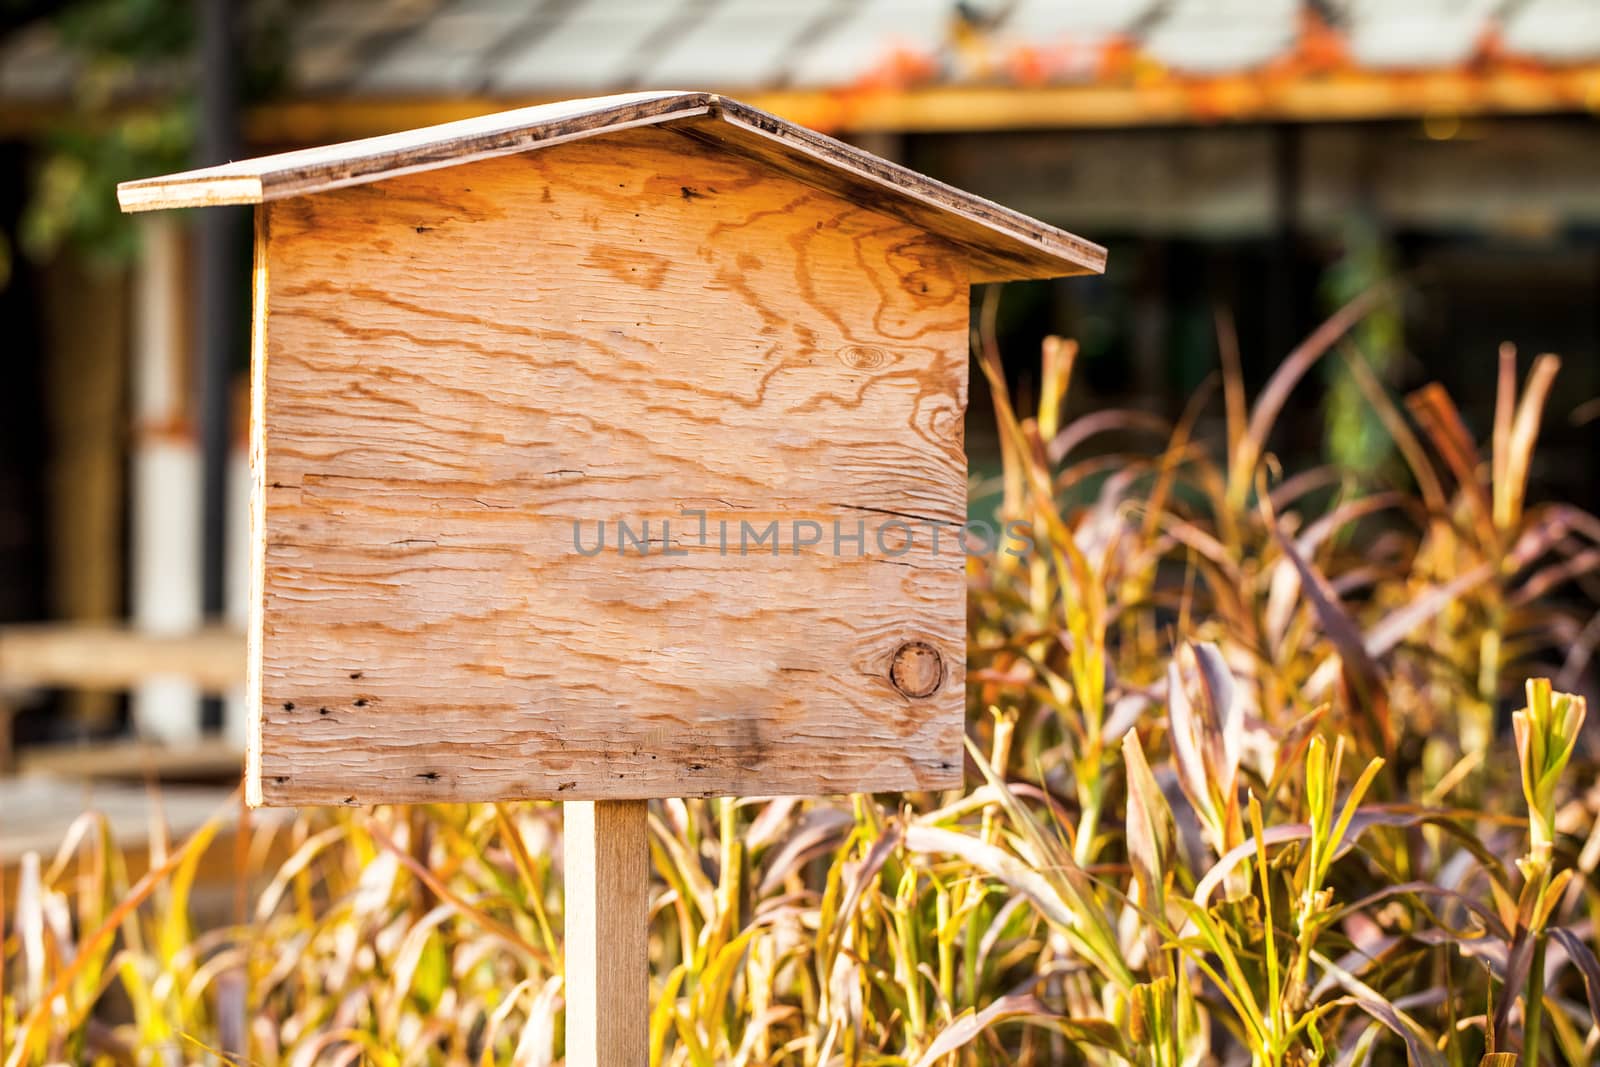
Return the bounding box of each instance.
[563,799,649,1067]
[129,215,203,744]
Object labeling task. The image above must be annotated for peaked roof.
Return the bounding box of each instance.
[116,91,1103,283]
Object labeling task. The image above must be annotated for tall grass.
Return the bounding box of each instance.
[4,294,1599,1065]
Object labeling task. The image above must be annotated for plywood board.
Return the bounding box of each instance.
[249,127,968,806]
[116,91,1104,283]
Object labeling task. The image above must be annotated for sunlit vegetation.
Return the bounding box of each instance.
[3,293,1598,1065]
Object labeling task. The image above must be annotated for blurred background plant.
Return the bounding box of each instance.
[2,296,1598,1065]
[1319,213,1403,480]
[6,0,291,268]
[10,0,195,269]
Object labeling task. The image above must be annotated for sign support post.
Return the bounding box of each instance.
[562,799,650,1066]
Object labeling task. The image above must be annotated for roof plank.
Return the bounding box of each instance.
[116,90,1104,282]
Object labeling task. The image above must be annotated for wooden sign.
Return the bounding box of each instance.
[120,91,1105,1066]
[120,92,1103,809]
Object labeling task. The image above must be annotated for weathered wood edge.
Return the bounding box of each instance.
[115,91,1105,281]
[117,174,265,212]
[244,203,269,808]
[711,97,1106,278]
[116,91,710,211]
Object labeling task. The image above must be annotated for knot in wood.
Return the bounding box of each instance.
[837,344,888,370]
[890,642,944,698]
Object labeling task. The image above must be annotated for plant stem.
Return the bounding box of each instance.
[1074,770,1103,867]
[1525,932,1546,1067]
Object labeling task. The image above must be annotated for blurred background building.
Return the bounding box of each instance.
[0,0,1598,773]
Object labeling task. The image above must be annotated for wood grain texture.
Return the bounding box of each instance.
[679,102,1106,282]
[248,128,968,806]
[563,800,648,1067]
[116,91,1103,283]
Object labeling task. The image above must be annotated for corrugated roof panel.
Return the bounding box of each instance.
[489,0,699,94]
[785,0,953,87]
[450,0,550,9]
[286,0,453,92]
[291,0,441,40]
[357,9,527,93]
[1001,0,1163,40]
[1141,0,1299,74]
[1340,0,1500,70]
[639,1,837,89]
[288,43,363,92]
[991,0,1160,81]
[1501,0,1600,64]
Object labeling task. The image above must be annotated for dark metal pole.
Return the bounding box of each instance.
[1266,121,1303,364]
[195,0,240,621]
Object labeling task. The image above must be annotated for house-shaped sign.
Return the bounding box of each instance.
[119,91,1105,809]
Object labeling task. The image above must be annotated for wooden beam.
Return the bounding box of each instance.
[39,253,129,730]
[18,737,243,781]
[563,800,649,1067]
[8,66,1600,144]
[0,624,245,693]
[235,66,1600,145]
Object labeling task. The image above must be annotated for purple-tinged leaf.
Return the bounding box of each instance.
[1492,924,1536,1053]
[756,807,853,896]
[1167,658,1216,832]
[1194,807,1432,907]
[834,823,902,940]
[1272,524,1392,752]
[904,825,1076,931]
[1123,731,1173,906]
[1230,283,1394,507]
[912,990,1128,1067]
[1548,927,1600,1033]
[1189,641,1242,788]
[1047,408,1171,464]
[1325,992,1447,1067]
